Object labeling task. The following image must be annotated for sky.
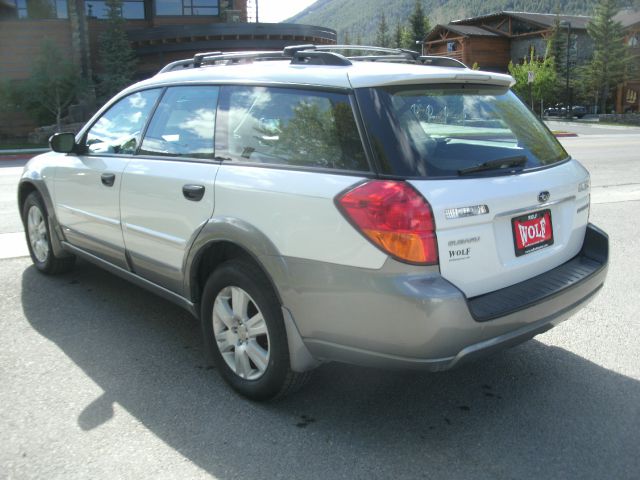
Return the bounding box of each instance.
[255,0,318,23]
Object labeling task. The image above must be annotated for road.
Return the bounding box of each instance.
[1,124,639,479]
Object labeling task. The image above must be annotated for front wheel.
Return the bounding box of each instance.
[22,192,75,274]
[200,258,310,400]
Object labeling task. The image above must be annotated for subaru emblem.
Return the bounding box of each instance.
[538,191,550,203]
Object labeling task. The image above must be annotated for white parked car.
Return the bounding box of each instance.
[18,46,608,400]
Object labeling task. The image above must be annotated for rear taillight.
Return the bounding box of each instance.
[336,180,438,265]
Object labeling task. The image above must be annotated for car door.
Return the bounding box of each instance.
[119,85,220,293]
[54,88,162,268]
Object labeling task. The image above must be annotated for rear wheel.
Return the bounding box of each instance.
[22,192,75,274]
[200,258,311,400]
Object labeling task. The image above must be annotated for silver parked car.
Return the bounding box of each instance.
[18,46,608,400]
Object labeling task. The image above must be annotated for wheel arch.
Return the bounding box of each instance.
[17,178,69,258]
[17,180,38,216]
[184,216,289,310]
[186,217,319,373]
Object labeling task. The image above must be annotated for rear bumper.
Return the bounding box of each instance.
[279,223,608,371]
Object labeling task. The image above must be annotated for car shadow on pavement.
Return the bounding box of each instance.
[21,259,640,480]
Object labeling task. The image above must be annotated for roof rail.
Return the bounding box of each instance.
[311,45,465,67]
[157,44,466,74]
[291,51,351,66]
[283,44,317,56]
[157,50,285,74]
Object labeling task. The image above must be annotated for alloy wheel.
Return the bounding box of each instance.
[212,286,271,380]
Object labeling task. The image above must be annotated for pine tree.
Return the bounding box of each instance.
[394,22,404,49]
[409,1,431,47]
[376,13,390,48]
[97,0,137,101]
[584,0,633,113]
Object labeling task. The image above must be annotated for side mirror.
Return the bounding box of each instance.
[49,132,77,153]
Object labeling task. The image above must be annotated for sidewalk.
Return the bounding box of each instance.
[0,232,29,259]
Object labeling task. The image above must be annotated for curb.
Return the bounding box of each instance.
[0,148,48,162]
[0,154,38,161]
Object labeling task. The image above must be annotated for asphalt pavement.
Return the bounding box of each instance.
[1,123,639,479]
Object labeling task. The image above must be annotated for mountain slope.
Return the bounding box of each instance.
[286,0,604,43]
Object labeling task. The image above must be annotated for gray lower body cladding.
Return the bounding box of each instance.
[276,223,608,371]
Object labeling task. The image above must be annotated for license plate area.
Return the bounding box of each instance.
[511,209,553,257]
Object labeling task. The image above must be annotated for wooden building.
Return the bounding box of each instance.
[423,11,593,73]
[424,10,640,113]
[422,24,510,72]
[616,10,640,113]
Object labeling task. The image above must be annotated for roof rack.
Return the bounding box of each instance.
[157,44,466,74]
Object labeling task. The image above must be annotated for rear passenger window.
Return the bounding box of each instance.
[139,86,219,159]
[220,86,369,171]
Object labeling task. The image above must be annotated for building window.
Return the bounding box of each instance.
[155,0,220,16]
[85,0,145,19]
[11,0,68,19]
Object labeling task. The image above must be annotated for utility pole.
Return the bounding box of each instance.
[560,20,572,118]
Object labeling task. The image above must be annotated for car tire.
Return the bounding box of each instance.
[22,191,75,274]
[200,258,311,400]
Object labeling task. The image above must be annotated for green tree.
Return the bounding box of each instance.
[394,22,415,50]
[509,47,557,114]
[409,1,431,47]
[375,12,390,48]
[97,0,136,101]
[394,22,404,49]
[584,0,633,113]
[14,40,86,130]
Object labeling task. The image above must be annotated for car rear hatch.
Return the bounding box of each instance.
[408,161,590,297]
[354,76,591,297]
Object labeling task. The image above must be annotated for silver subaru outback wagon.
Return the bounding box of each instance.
[18,46,608,400]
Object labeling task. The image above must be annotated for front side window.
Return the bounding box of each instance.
[85,89,161,155]
[219,86,369,171]
[139,86,219,159]
[155,0,219,16]
[356,84,568,178]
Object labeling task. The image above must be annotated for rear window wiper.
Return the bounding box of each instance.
[458,155,527,176]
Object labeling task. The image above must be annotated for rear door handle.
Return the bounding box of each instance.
[182,184,205,201]
[101,173,116,187]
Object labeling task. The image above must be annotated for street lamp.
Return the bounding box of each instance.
[559,20,571,118]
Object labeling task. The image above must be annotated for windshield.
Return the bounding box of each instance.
[356,84,569,178]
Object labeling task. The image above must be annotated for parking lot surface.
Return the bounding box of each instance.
[1,126,639,479]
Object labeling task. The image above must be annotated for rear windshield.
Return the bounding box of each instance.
[356,84,569,178]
